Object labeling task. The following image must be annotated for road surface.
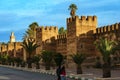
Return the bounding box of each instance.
[0,66,58,80]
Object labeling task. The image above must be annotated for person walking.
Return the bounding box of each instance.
[56,66,61,80]
[60,65,66,80]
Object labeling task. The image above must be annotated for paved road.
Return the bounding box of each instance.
[0,67,58,80]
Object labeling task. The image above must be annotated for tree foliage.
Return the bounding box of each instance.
[23,22,39,40]
[54,53,64,66]
[41,50,54,70]
[94,38,117,62]
[21,38,39,58]
[70,53,86,65]
[68,3,78,17]
[68,3,78,11]
[58,27,67,34]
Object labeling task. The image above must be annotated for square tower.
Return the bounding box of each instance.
[67,15,97,55]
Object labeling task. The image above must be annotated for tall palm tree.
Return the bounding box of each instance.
[41,51,54,70]
[23,22,39,40]
[21,38,39,68]
[68,3,78,17]
[70,53,86,74]
[94,38,117,78]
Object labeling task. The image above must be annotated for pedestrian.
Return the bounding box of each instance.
[60,65,66,80]
[56,65,61,80]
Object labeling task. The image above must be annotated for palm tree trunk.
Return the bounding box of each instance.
[103,63,111,78]
[70,9,75,18]
[77,64,82,74]
[27,53,32,68]
[36,63,40,69]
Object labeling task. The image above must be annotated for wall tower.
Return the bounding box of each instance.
[67,15,97,55]
[36,26,58,54]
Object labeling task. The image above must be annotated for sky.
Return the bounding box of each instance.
[0,0,120,42]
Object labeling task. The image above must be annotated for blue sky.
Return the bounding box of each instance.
[0,0,120,42]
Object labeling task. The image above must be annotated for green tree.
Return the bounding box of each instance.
[70,53,86,74]
[94,38,117,78]
[21,38,39,68]
[32,54,41,69]
[58,27,67,35]
[0,54,8,65]
[14,57,22,67]
[68,3,78,17]
[7,56,15,65]
[41,51,54,70]
[22,33,28,41]
[23,22,39,40]
[54,53,64,67]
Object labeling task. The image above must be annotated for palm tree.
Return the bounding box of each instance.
[22,33,28,41]
[54,53,64,67]
[68,3,78,17]
[0,54,8,65]
[21,38,39,68]
[70,53,86,74]
[32,54,41,69]
[23,22,39,40]
[14,57,22,67]
[41,51,54,70]
[94,38,117,78]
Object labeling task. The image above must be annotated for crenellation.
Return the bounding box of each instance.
[99,27,102,33]
[57,34,67,40]
[96,23,120,34]
[67,15,97,24]
[93,16,97,21]
[45,26,49,30]
[56,34,67,45]
[81,16,86,20]
[111,25,114,30]
[107,25,110,31]
[54,26,58,31]
[101,27,103,33]
[87,16,92,21]
[103,27,105,32]
[67,17,73,23]
[115,23,119,29]
[36,26,58,32]
[98,28,100,33]
[75,16,79,20]
[36,27,44,32]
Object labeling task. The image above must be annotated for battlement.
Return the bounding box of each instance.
[96,23,120,34]
[57,34,67,44]
[36,26,58,32]
[57,34,67,39]
[67,15,97,24]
